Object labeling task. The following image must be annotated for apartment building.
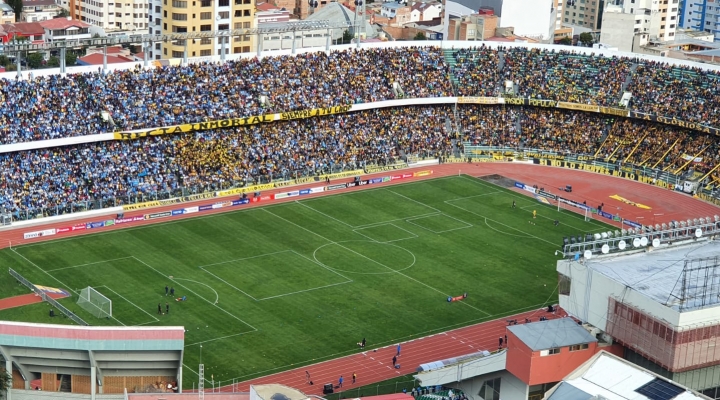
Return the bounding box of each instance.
[58,0,148,31]
[149,0,255,59]
[679,0,720,41]
[621,0,679,41]
[562,0,604,32]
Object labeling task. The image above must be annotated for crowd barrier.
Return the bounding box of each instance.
[22,170,434,242]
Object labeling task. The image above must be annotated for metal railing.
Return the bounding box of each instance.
[8,268,89,326]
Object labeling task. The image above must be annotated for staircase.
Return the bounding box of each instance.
[621,63,639,93]
[442,49,460,87]
[59,375,71,393]
[498,50,506,71]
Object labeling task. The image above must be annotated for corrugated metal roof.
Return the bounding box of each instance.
[546,382,593,400]
[507,317,597,351]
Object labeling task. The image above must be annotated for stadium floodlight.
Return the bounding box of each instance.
[77,287,112,319]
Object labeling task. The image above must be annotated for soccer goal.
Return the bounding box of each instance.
[77,287,112,318]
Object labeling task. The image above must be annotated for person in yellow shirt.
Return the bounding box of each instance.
[533,210,537,219]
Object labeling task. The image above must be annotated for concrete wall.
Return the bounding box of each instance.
[448,370,528,400]
[500,0,555,40]
[600,10,635,52]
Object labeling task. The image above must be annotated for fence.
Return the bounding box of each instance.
[8,268,89,326]
[324,379,418,400]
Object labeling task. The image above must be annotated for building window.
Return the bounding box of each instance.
[172,12,187,20]
[200,24,211,30]
[218,23,229,29]
[200,49,211,56]
[172,50,183,58]
[479,378,501,400]
[200,11,211,18]
[200,37,212,44]
[243,21,250,28]
[200,0,211,6]
[569,344,589,352]
[244,9,250,16]
[218,0,229,5]
[218,11,229,18]
[155,43,161,49]
[540,348,561,356]
[172,0,187,6]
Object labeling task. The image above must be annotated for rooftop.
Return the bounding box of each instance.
[39,17,91,30]
[251,384,310,400]
[508,317,597,351]
[21,0,57,6]
[585,241,720,311]
[544,351,710,400]
[382,2,406,9]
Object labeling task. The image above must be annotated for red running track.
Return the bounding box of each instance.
[1,162,717,395]
[205,307,568,396]
[0,292,68,311]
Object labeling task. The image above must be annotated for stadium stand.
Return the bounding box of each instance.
[4,43,720,219]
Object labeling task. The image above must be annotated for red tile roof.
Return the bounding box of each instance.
[39,18,90,30]
[256,2,279,11]
[78,53,134,65]
[5,22,44,35]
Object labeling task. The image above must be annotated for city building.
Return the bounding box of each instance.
[414,316,623,400]
[0,21,44,42]
[557,236,720,397]
[562,0,604,33]
[256,2,291,24]
[543,351,712,400]
[679,0,720,41]
[620,0,679,41]
[600,3,648,51]
[0,2,15,23]
[39,17,91,42]
[447,12,497,40]
[21,0,61,22]
[497,0,556,41]
[410,1,442,22]
[148,0,255,60]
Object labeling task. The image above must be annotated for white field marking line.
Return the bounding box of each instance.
[95,285,159,325]
[255,249,354,301]
[445,200,557,247]
[16,175,465,251]
[10,247,77,297]
[386,189,443,213]
[263,207,491,316]
[173,277,223,304]
[131,256,258,332]
[351,212,441,229]
[226,301,553,384]
[294,200,354,228]
[483,218,533,238]
[199,267,259,301]
[445,191,502,203]
[405,214,474,234]
[457,175,609,230]
[197,250,292,269]
[352,223,418,243]
[45,256,135,272]
[186,332,248,347]
[519,204,599,232]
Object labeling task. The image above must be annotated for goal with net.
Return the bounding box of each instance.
[77,287,112,318]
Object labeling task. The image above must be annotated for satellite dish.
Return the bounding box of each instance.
[584,250,593,259]
[652,238,660,247]
[696,228,703,238]
[640,237,649,247]
[618,240,627,250]
[601,244,610,254]
[633,238,641,248]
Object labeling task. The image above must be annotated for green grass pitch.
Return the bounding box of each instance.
[0,175,612,388]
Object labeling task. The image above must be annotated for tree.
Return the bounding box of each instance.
[65,51,77,66]
[47,56,60,68]
[5,0,21,21]
[0,55,9,67]
[558,36,572,45]
[341,29,353,44]
[579,32,594,46]
[0,368,10,399]
[57,8,70,17]
[413,32,427,40]
[27,52,44,69]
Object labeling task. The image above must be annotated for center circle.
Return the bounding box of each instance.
[314,240,416,274]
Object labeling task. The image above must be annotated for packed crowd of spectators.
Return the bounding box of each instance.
[0,47,452,144]
[1,106,454,219]
[3,44,720,144]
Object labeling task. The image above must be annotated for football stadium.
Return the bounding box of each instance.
[2,41,720,400]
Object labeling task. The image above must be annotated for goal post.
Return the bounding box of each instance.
[77,286,112,318]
